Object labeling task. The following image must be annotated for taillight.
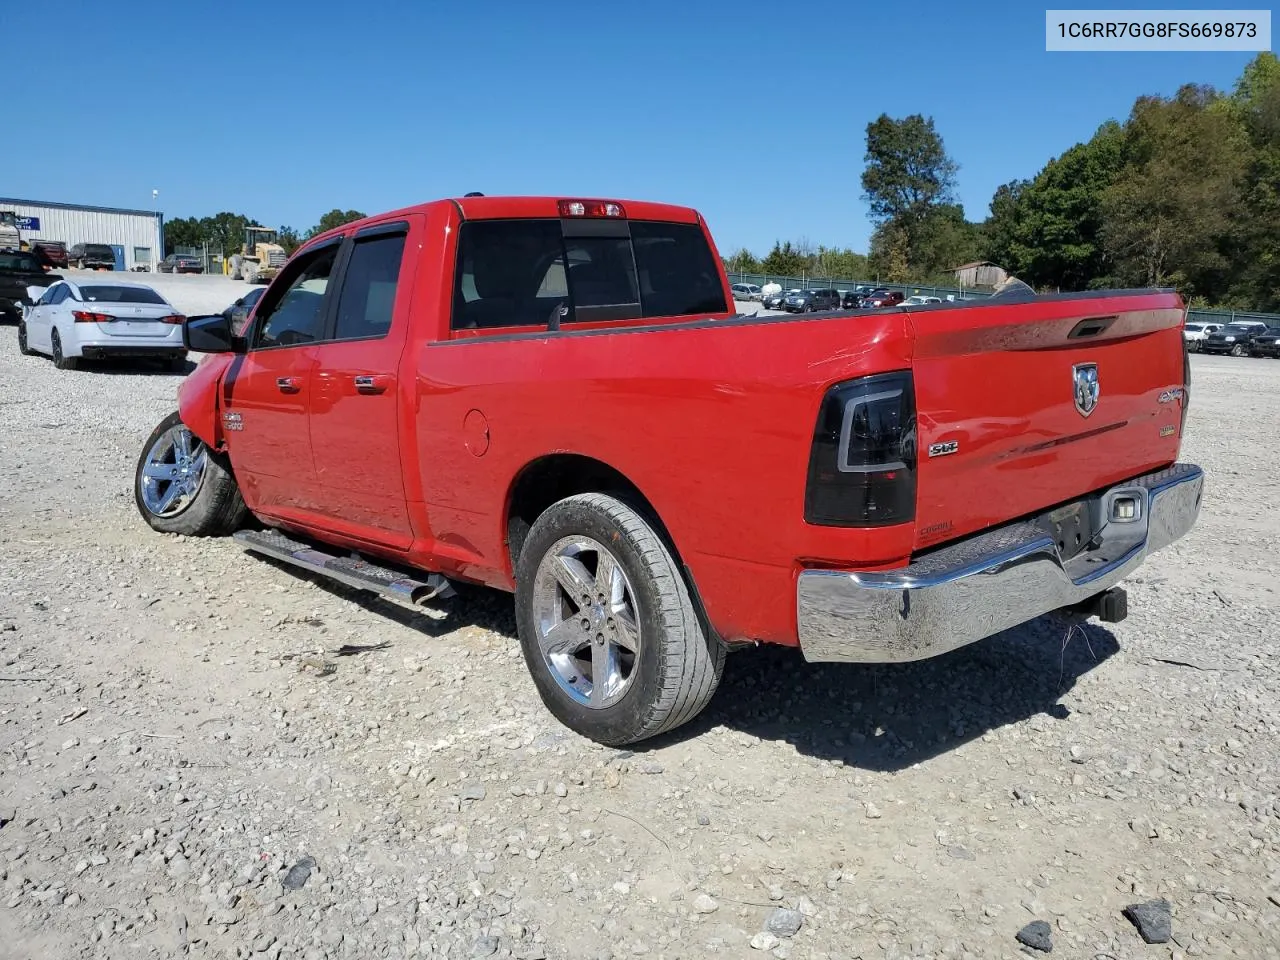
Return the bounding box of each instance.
[804,372,917,527]
[72,311,111,323]
[558,199,626,218]
[160,314,186,325]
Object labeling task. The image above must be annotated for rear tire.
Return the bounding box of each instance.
[51,329,77,370]
[514,493,725,746]
[17,321,32,355]
[135,411,248,536]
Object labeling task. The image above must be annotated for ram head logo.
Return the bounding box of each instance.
[1073,363,1099,418]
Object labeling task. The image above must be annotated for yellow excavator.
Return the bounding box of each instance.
[227,226,287,284]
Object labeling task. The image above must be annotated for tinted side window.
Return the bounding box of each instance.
[253,246,338,348]
[452,220,565,329]
[629,222,727,317]
[333,234,406,341]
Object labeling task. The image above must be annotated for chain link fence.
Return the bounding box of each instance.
[727,272,989,301]
[729,272,1280,325]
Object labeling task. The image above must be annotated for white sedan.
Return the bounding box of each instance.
[18,279,188,371]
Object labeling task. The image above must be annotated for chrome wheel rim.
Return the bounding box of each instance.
[139,424,208,517]
[532,536,641,709]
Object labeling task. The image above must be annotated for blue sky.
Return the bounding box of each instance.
[5,0,1263,254]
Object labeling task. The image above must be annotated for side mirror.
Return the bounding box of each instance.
[184,314,245,354]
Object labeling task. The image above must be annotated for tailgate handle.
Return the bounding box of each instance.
[1068,316,1117,339]
[354,375,390,394]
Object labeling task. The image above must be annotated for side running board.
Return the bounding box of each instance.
[232,529,455,605]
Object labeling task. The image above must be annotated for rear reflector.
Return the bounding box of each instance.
[558,199,626,219]
[72,311,111,323]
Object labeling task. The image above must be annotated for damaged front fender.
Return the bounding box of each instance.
[176,354,238,451]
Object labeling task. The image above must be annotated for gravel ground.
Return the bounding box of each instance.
[1,323,1278,960]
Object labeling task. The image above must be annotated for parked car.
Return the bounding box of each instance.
[222,286,266,336]
[30,240,69,269]
[782,287,841,312]
[1201,322,1269,356]
[730,282,762,302]
[860,289,905,308]
[18,279,186,370]
[763,288,795,310]
[158,254,205,275]
[0,251,61,320]
[133,194,1202,746]
[1247,326,1280,358]
[68,243,116,270]
[902,295,942,306]
[1182,322,1222,352]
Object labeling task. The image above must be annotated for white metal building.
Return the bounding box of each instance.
[0,197,163,272]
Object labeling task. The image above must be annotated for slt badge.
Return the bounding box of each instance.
[1073,362,1099,418]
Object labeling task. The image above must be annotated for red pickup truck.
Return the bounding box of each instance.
[133,195,1204,745]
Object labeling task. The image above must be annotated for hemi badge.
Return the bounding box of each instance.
[1160,425,1176,437]
[222,412,244,432]
[928,440,959,458]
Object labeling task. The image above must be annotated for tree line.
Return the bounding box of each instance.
[162,208,367,258]
[725,52,1279,311]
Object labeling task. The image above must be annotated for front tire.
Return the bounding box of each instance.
[1231,343,1247,357]
[514,493,725,746]
[135,412,248,536]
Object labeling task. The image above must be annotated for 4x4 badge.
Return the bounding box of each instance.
[1073,363,1099,418]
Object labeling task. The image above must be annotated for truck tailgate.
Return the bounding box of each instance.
[908,292,1187,551]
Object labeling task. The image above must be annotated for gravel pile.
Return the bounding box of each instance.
[1,333,1278,959]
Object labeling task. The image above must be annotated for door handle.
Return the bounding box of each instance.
[354,375,390,395]
[276,376,302,393]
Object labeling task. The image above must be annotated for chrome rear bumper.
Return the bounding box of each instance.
[796,463,1204,663]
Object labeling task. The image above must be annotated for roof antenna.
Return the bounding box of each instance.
[464,191,484,197]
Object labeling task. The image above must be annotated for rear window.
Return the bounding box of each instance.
[452,219,727,330]
[79,285,167,304]
[0,253,43,272]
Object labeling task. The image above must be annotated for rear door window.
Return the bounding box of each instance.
[451,218,727,330]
